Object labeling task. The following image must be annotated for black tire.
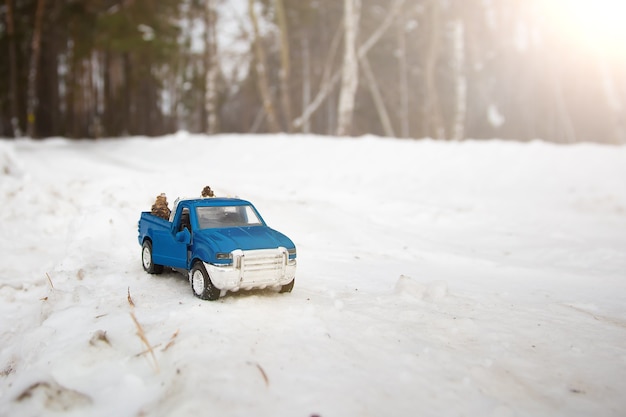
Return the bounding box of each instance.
[142,240,164,274]
[190,261,220,300]
[280,279,295,293]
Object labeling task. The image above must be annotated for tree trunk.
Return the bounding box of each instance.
[359,54,395,137]
[336,0,361,136]
[248,0,281,133]
[205,0,219,134]
[552,70,576,143]
[397,13,409,138]
[452,19,467,141]
[598,60,625,144]
[293,20,343,132]
[26,0,47,138]
[65,41,75,138]
[122,53,132,136]
[37,31,61,137]
[90,52,103,138]
[6,0,21,138]
[423,0,445,139]
[73,60,84,137]
[301,36,312,134]
[274,0,292,132]
[293,0,405,132]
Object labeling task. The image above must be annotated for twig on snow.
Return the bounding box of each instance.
[45,273,54,289]
[135,343,162,357]
[130,312,159,372]
[162,329,180,352]
[248,361,269,387]
[127,287,135,308]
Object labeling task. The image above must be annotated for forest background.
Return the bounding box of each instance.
[1,0,625,144]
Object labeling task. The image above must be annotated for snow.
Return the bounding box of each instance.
[1,133,625,417]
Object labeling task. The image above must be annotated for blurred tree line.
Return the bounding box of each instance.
[1,0,624,143]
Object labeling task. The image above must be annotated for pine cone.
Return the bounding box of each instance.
[201,186,215,198]
[151,193,171,220]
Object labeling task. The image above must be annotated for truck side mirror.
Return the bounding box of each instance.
[175,228,191,244]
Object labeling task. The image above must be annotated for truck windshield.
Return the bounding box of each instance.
[196,205,263,229]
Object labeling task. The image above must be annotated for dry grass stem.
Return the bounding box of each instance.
[135,343,162,357]
[162,329,180,352]
[45,273,54,289]
[127,287,135,308]
[130,312,159,372]
[252,362,269,387]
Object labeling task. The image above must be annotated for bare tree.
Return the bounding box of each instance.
[396,12,409,138]
[423,0,446,139]
[300,36,312,134]
[26,0,46,138]
[274,0,292,132]
[598,60,625,144]
[205,0,219,134]
[336,0,361,136]
[451,18,467,141]
[248,0,281,133]
[548,55,576,143]
[359,54,395,137]
[293,0,405,132]
[292,21,343,132]
[3,0,624,142]
[6,0,21,138]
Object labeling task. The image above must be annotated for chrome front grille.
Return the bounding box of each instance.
[238,248,286,283]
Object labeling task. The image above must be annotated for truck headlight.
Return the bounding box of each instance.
[216,253,232,264]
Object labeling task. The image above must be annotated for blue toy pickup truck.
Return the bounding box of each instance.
[137,197,296,300]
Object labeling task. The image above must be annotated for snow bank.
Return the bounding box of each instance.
[0,140,24,178]
[1,134,625,417]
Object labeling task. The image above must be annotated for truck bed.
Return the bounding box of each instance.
[138,211,172,244]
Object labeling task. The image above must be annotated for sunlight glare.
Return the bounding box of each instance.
[541,0,626,58]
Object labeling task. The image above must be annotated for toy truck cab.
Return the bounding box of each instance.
[138,197,296,300]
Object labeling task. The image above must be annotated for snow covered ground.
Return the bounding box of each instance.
[1,133,625,417]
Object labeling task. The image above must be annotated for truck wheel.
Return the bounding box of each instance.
[280,279,295,293]
[142,240,164,274]
[190,262,220,301]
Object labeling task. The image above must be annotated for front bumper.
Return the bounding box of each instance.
[205,247,296,292]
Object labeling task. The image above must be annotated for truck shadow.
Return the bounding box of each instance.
[151,267,290,302]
